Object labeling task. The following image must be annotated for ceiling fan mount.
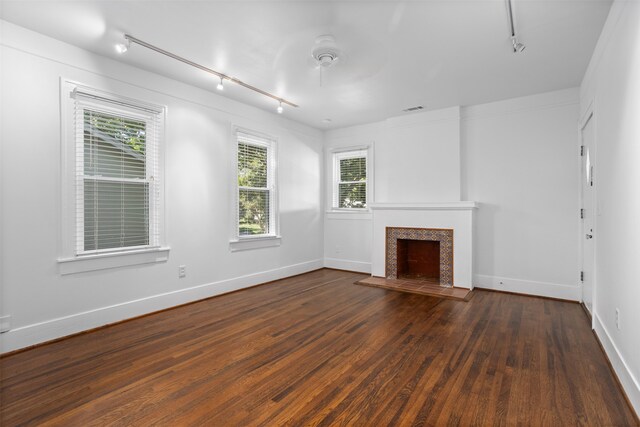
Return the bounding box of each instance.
[312,35,341,68]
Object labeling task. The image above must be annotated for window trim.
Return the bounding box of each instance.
[231,126,280,248]
[58,246,170,275]
[329,144,374,212]
[59,79,168,273]
[76,98,158,255]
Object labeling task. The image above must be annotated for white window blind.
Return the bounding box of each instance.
[237,130,275,237]
[73,91,162,255]
[333,150,367,209]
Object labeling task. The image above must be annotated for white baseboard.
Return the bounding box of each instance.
[474,274,581,301]
[324,258,371,274]
[593,313,640,416]
[0,259,323,354]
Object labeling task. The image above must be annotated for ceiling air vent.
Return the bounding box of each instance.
[402,106,424,112]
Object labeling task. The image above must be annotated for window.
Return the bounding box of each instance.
[71,87,163,256]
[236,130,277,238]
[333,149,368,209]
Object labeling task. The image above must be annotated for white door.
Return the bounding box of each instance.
[581,113,595,314]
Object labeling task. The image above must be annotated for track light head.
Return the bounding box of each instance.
[511,37,526,53]
[277,102,283,114]
[217,77,224,91]
[115,38,130,54]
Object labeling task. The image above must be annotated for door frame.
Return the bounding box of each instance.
[579,100,597,328]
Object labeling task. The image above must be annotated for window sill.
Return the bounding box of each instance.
[229,235,282,252]
[325,210,372,220]
[58,246,170,275]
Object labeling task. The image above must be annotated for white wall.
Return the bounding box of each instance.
[0,21,5,334]
[377,107,461,203]
[323,107,462,273]
[324,89,581,300]
[323,121,381,273]
[579,0,640,413]
[0,21,324,353]
[463,89,581,300]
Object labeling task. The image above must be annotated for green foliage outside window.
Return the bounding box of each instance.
[238,143,270,235]
[338,157,367,208]
[85,110,146,154]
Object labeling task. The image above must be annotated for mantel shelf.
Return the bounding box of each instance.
[369,202,478,211]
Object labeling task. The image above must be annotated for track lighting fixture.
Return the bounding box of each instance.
[119,34,297,110]
[505,0,526,53]
[114,39,130,54]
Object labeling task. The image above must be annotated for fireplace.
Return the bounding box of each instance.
[370,202,476,289]
[397,239,441,282]
[385,227,454,286]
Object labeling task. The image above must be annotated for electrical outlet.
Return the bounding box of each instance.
[178,265,186,278]
[335,245,342,254]
[615,308,621,330]
[0,315,11,333]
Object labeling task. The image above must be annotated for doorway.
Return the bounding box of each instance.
[581,111,595,315]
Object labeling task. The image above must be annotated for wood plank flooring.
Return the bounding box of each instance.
[1,269,637,426]
[356,276,472,301]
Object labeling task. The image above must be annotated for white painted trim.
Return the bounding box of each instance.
[369,202,478,210]
[325,211,372,220]
[0,259,323,353]
[59,78,168,261]
[327,142,375,210]
[593,312,640,415]
[229,236,282,252]
[578,102,597,326]
[58,247,171,275]
[462,88,579,122]
[386,106,460,129]
[330,144,371,154]
[324,258,371,274]
[231,125,280,243]
[474,274,581,301]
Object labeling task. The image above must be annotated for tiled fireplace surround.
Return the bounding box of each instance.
[370,202,477,289]
[386,227,454,286]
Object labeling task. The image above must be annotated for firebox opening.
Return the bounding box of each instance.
[396,239,440,282]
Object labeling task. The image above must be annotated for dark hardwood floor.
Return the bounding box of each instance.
[1,269,637,426]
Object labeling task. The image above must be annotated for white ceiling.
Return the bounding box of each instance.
[1,0,611,129]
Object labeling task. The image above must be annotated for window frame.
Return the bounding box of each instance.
[331,146,372,211]
[58,80,168,274]
[230,127,280,251]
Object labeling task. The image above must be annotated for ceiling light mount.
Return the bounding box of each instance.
[316,52,338,67]
[121,34,298,109]
[312,35,340,68]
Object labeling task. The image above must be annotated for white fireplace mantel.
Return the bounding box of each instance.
[370,201,478,289]
[369,202,478,211]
